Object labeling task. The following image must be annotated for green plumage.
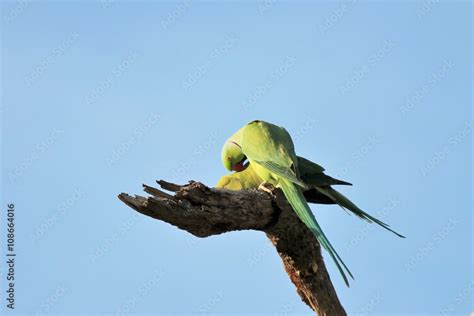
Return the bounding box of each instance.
[220,120,405,286]
[224,120,354,285]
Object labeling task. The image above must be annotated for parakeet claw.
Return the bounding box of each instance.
[258,182,275,196]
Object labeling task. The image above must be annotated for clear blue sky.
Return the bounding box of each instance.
[1,1,472,315]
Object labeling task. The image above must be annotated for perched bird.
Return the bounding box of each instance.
[217,156,405,236]
[220,120,353,285]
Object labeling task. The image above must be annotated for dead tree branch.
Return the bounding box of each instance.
[118,180,346,315]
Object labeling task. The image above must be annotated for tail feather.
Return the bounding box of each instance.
[280,179,354,286]
[315,187,405,238]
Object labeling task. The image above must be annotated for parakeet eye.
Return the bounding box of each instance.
[227,156,231,160]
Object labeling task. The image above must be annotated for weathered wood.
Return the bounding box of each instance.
[118,180,346,315]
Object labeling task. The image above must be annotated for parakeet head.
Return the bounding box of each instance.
[221,140,247,172]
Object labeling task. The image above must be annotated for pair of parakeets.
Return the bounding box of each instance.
[217,120,404,286]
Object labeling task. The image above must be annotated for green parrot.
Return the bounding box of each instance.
[221,120,354,285]
[217,156,405,236]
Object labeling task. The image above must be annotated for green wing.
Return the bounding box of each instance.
[254,160,306,187]
[241,121,305,187]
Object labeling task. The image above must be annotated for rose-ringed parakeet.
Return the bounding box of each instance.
[217,156,405,237]
[221,120,354,285]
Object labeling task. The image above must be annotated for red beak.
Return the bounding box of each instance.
[232,161,245,172]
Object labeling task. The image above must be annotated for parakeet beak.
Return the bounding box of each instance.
[232,160,246,172]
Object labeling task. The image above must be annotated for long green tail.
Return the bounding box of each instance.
[280,179,354,286]
[315,187,405,238]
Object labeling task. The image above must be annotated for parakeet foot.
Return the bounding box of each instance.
[258,182,275,197]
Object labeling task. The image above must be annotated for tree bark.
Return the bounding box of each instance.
[118,180,346,315]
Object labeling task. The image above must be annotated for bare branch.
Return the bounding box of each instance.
[118,180,346,315]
